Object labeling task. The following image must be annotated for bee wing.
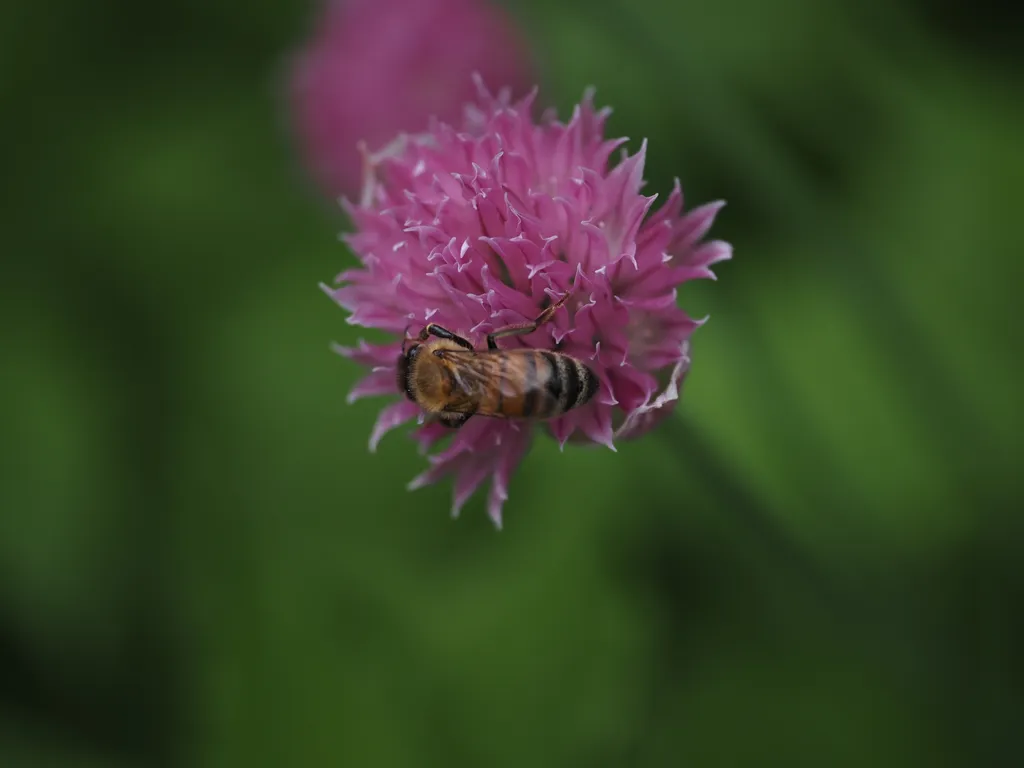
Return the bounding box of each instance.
[433,349,509,413]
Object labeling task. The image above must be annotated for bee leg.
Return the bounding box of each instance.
[439,412,471,429]
[422,323,474,351]
[486,290,571,350]
[420,411,471,429]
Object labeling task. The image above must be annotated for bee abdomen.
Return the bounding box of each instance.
[538,351,599,419]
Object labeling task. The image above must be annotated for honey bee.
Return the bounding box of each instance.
[396,292,600,428]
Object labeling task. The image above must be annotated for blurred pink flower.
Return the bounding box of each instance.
[323,78,731,527]
[289,0,534,198]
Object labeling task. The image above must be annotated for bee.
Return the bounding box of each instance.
[396,292,600,428]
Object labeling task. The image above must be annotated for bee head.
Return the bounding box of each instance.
[396,343,420,402]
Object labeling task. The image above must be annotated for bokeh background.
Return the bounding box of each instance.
[3,0,1022,765]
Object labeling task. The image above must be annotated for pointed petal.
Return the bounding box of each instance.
[672,201,727,253]
[331,339,400,367]
[346,368,397,404]
[484,425,531,529]
[578,404,617,451]
[615,341,692,440]
[369,400,420,452]
[451,457,492,517]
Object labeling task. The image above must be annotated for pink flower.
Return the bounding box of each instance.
[323,78,731,528]
[289,0,534,198]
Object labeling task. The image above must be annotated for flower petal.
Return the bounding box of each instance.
[331,339,400,367]
[347,367,398,404]
[614,341,692,440]
[369,400,421,452]
[485,424,531,528]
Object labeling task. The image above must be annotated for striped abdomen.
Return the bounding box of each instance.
[477,349,599,420]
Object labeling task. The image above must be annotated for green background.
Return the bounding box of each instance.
[2,0,1022,765]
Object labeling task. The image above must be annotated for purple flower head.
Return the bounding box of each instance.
[323,78,731,528]
[289,0,534,198]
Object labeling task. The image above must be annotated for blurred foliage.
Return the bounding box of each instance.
[1,0,1022,766]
